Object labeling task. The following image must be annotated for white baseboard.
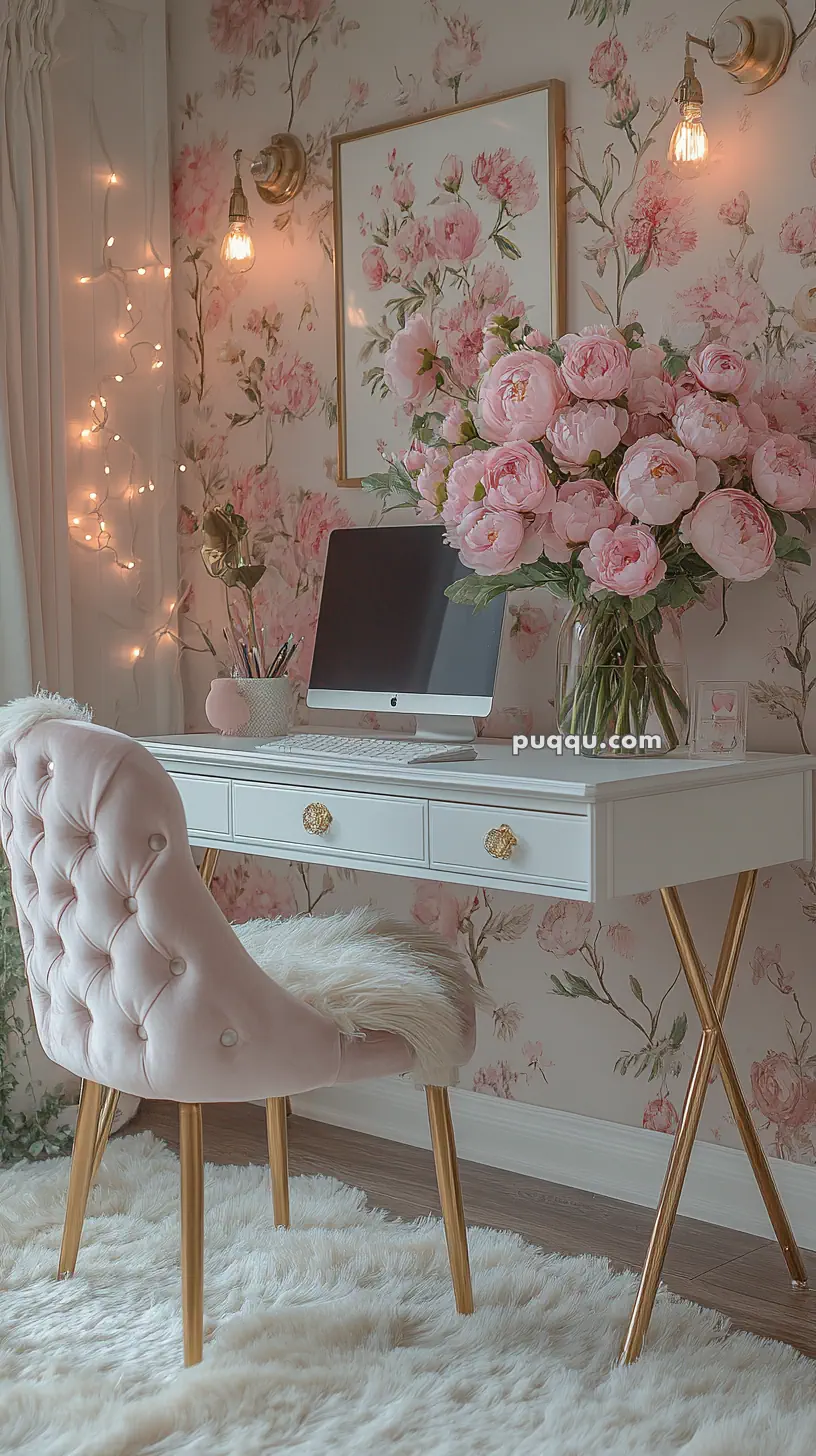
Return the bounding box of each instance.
[291,1079,816,1249]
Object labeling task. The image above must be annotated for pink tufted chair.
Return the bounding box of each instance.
[0,695,484,1365]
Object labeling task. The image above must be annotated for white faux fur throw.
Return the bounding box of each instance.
[234,907,491,1078]
[0,691,92,751]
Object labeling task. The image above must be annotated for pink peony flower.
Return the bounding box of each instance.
[416,447,450,518]
[383,315,439,407]
[680,488,776,581]
[435,153,463,192]
[538,511,573,564]
[208,0,271,56]
[689,344,750,397]
[719,191,750,228]
[615,436,717,526]
[172,134,227,239]
[442,451,487,526]
[392,165,416,210]
[264,354,320,419]
[588,36,627,87]
[606,75,640,129]
[579,524,667,598]
[627,374,676,419]
[525,328,552,350]
[386,218,432,283]
[432,12,483,91]
[752,435,816,511]
[433,203,483,263]
[537,900,593,955]
[509,603,551,661]
[294,491,351,565]
[643,1097,679,1134]
[471,147,539,217]
[412,880,461,943]
[482,441,555,514]
[546,402,624,472]
[560,325,632,401]
[454,505,546,576]
[362,245,388,290]
[441,400,473,445]
[779,207,816,261]
[551,478,626,545]
[675,264,769,350]
[478,348,569,443]
[630,342,669,381]
[673,393,750,461]
[624,160,697,270]
[751,1051,816,1128]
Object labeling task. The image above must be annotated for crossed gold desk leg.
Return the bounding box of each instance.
[619,869,808,1365]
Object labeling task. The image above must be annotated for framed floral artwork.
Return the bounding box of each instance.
[332,80,566,486]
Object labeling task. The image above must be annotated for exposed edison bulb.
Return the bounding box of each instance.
[220,218,255,274]
[668,100,709,178]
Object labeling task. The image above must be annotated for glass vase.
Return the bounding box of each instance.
[555,602,689,758]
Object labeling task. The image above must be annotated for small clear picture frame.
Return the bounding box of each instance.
[689,681,748,759]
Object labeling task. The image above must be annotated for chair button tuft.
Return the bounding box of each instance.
[125,896,138,914]
[168,957,186,976]
[136,1024,148,1041]
[46,761,54,776]
[220,1028,238,1048]
[148,833,167,852]
[87,832,97,849]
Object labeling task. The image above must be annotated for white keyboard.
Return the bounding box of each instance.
[255,733,477,765]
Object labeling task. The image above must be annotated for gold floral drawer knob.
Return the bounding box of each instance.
[483,824,518,860]
[302,802,333,836]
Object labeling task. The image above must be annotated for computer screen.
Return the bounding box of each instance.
[307,525,505,716]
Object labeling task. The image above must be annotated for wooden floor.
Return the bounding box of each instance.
[128,1099,816,1359]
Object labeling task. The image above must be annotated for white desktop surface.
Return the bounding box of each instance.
[141,735,815,903]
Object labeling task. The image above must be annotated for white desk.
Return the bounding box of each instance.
[143,734,815,1361]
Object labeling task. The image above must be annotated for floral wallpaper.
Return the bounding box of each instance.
[167,0,816,1161]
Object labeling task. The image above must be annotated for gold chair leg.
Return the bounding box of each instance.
[90,1087,120,1183]
[58,1079,103,1279]
[425,1086,473,1315]
[198,847,220,890]
[179,1103,204,1367]
[619,871,806,1365]
[266,1097,290,1228]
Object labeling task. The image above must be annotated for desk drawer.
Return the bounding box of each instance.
[429,801,589,890]
[232,782,427,866]
[169,773,231,838]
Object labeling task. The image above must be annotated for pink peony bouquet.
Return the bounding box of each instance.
[363,314,815,753]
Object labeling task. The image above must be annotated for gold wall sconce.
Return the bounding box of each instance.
[668,1,794,177]
[220,135,307,276]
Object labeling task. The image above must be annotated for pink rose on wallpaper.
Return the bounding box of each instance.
[581,524,666,599]
[411,881,461,944]
[752,434,816,511]
[230,463,282,527]
[172,134,226,240]
[387,218,432,284]
[616,437,715,526]
[680,489,775,582]
[509,603,550,662]
[482,441,555,514]
[675,264,769,350]
[435,154,464,193]
[472,147,539,217]
[294,492,351,567]
[642,1097,679,1135]
[208,0,269,57]
[588,36,627,87]
[560,325,632,401]
[362,245,388,290]
[718,191,750,228]
[473,1062,518,1099]
[454,505,545,577]
[203,268,248,332]
[688,343,750,397]
[479,350,569,443]
[383,314,438,406]
[751,1052,816,1129]
[606,75,640,129]
[537,900,593,956]
[750,943,786,987]
[432,12,483,95]
[547,402,624,472]
[213,863,297,925]
[392,165,416,210]
[624,161,697,271]
[551,478,626,545]
[606,922,635,959]
[779,206,816,262]
[433,204,483,264]
[673,395,749,461]
[264,354,320,419]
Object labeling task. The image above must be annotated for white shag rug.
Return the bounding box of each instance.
[2,1134,816,1456]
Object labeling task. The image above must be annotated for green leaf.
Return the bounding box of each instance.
[444,574,516,610]
[669,1012,688,1049]
[563,971,603,1001]
[629,975,645,1005]
[775,535,811,565]
[494,234,522,261]
[550,975,574,997]
[629,593,656,621]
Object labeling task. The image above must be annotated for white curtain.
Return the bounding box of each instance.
[0,0,72,701]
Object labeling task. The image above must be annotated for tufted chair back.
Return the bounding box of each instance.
[0,697,345,1102]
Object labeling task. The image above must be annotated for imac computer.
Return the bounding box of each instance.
[306,525,505,744]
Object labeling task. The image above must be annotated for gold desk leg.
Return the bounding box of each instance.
[199,847,220,891]
[619,871,806,1366]
[58,1079,103,1279]
[90,1087,120,1183]
[179,1103,205,1367]
[266,1097,290,1228]
[426,1086,474,1315]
